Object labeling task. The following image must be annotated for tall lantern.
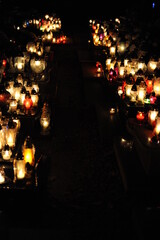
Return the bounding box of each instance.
[13,81,21,101]
[31,88,39,107]
[20,86,26,106]
[130,83,137,102]
[5,118,17,148]
[15,152,26,180]
[137,84,146,103]
[23,91,33,111]
[22,136,35,166]
[40,102,51,134]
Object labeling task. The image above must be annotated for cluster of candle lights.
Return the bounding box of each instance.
[0,12,55,186]
[89,16,160,145]
[22,13,66,44]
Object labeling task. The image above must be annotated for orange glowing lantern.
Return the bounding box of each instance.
[146,78,153,94]
[22,136,35,166]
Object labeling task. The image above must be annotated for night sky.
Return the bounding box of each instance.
[2,0,155,31]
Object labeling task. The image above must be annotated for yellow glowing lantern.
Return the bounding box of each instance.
[30,57,46,74]
[125,84,133,97]
[137,86,146,103]
[22,136,35,166]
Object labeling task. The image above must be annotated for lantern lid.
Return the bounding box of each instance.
[125,75,133,84]
[26,81,32,87]
[13,80,20,88]
[21,86,26,94]
[25,91,31,98]
[31,88,37,95]
[8,118,16,129]
[24,136,32,148]
[151,91,156,97]
[136,76,144,85]
[131,83,137,91]
[4,144,10,151]
[16,151,24,160]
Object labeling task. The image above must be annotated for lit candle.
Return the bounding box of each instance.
[136,111,145,122]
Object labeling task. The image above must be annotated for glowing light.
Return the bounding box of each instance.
[136,111,145,122]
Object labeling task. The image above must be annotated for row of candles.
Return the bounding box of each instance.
[90,17,160,147]
[22,13,66,44]
[0,13,55,185]
[89,17,160,83]
[0,99,51,185]
[0,135,36,184]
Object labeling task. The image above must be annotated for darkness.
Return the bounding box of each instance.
[0,0,160,239]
